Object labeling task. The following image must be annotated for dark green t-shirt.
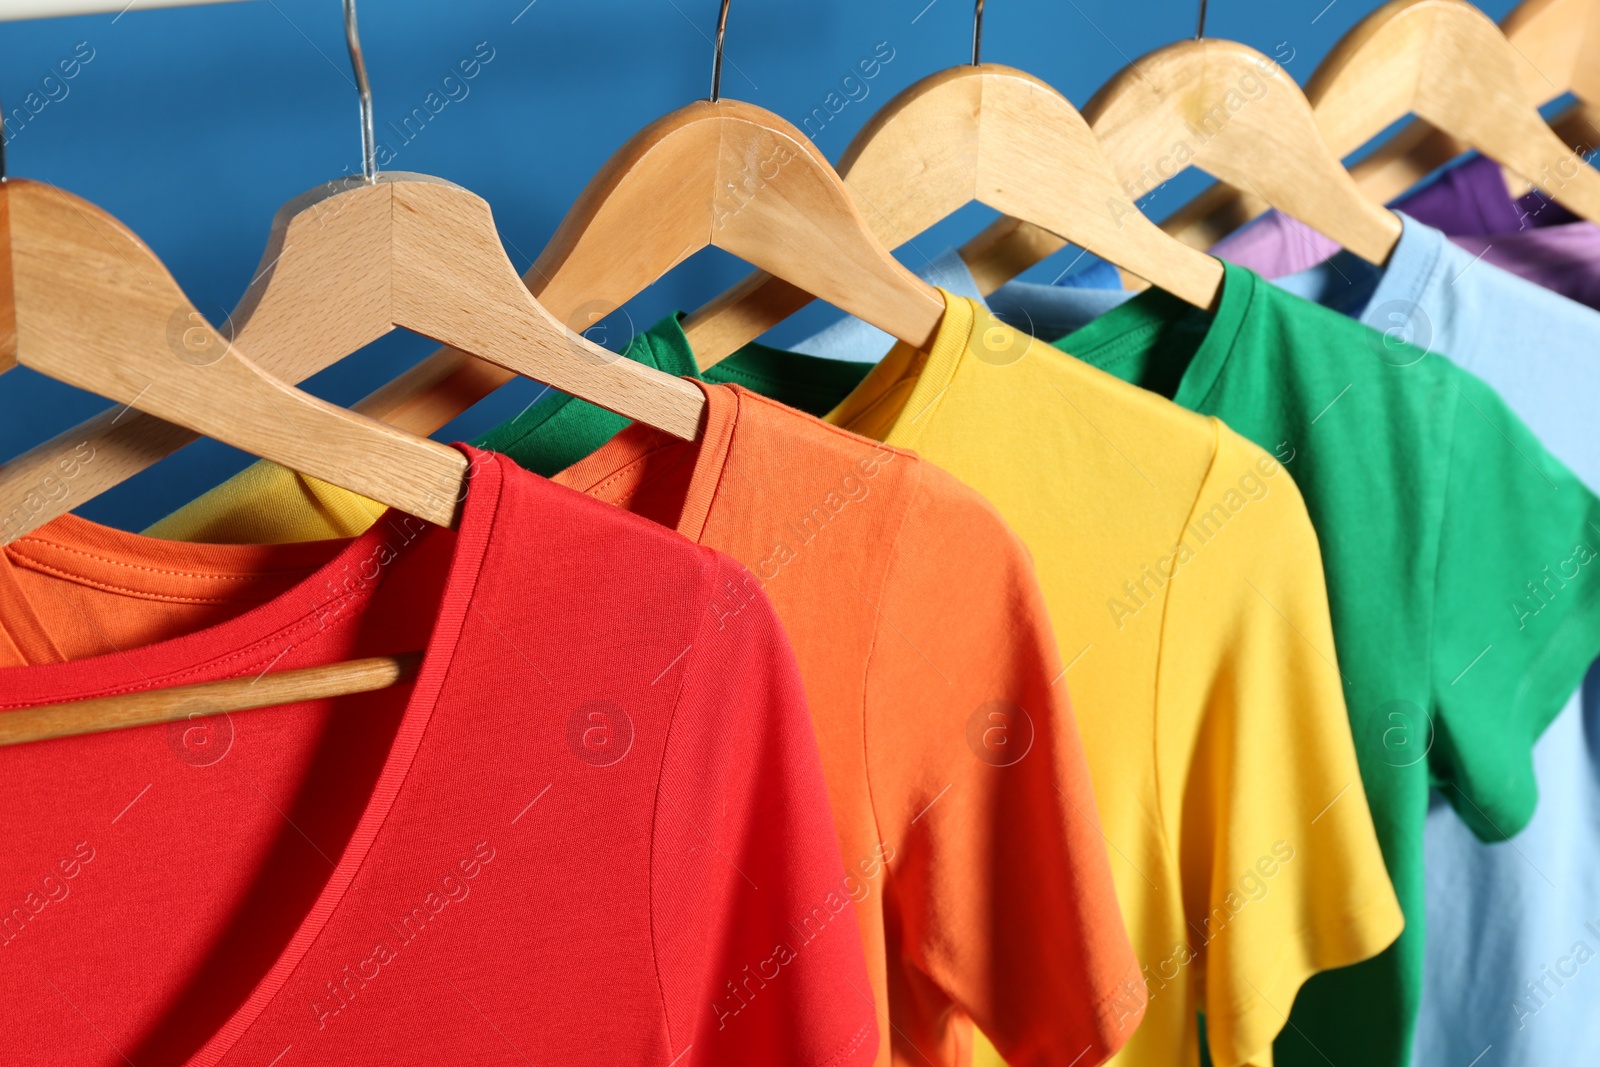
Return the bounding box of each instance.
[1049,263,1600,1067]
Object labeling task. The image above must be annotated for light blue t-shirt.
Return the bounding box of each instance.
[973,215,1600,1064]
[791,249,1125,362]
[792,247,987,362]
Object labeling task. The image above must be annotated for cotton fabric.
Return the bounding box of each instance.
[1244,215,1600,1065]
[143,295,1397,1067]
[548,382,1143,1067]
[0,446,874,1066]
[993,261,1600,1067]
[990,209,1600,1061]
[145,380,1146,1067]
[822,292,1399,1067]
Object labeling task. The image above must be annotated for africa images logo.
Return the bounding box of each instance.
[566,700,633,767]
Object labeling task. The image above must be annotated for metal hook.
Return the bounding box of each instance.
[972,0,986,65]
[710,0,732,102]
[1195,0,1208,39]
[343,0,377,182]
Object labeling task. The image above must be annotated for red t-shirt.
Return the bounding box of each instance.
[0,446,875,1066]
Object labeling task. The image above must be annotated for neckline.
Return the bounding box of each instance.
[1055,262,1256,411]
[1270,213,1450,347]
[0,446,505,1065]
[1,512,349,668]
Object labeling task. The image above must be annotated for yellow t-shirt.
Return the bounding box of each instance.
[144,293,1401,1067]
[825,294,1400,1067]
[143,463,385,543]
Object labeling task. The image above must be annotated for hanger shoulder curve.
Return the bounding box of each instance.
[836,62,1223,304]
[966,64,1223,304]
[0,179,469,537]
[537,98,945,366]
[1153,0,1600,256]
[1086,39,1401,265]
[682,64,1223,363]
[1500,0,1600,98]
[946,39,1408,310]
[383,178,706,438]
[1308,0,1600,221]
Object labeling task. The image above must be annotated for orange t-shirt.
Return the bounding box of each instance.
[548,382,1144,1066]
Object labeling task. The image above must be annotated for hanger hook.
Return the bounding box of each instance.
[1195,0,1208,39]
[972,0,986,65]
[343,0,378,182]
[710,0,732,102]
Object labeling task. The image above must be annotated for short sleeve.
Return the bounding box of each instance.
[1164,429,1403,1067]
[653,553,877,1067]
[864,462,1145,1067]
[1430,369,1600,840]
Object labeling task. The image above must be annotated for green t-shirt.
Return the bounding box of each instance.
[478,315,873,475]
[1052,263,1600,1067]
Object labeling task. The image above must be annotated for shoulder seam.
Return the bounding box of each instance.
[1148,417,1228,875]
[855,450,928,944]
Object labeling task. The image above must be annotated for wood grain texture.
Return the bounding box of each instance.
[0,179,471,533]
[1308,0,1600,219]
[534,98,945,361]
[1154,0,1600,264]
[680,64,1227,364]
[954,38,1406,295]
[1092,40,1402,262]
[266,97,949,446]
[0,653,422,747]
[0,173,706,542]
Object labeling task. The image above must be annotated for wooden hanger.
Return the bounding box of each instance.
[1306,0,1600,215]
[0,173,706,543]
[1303,0,1600,209]
[679,0,1225,366]
[0,177,477,530]
[531,0,946,370]
[3,0,947,524]
[0,13,706,546]
[1107,0,1600,271]
[0,0,704,734]
[203,0,955,443]
[952,34,1404,296]
[0,177,456,735]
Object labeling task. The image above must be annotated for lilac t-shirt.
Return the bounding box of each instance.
[1211,155,1600,310]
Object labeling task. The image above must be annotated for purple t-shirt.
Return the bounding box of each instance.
[1210,155,1600,309]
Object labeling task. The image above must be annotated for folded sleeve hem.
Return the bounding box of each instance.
[1467,577,1600,841]
[1205,889,1405,1067]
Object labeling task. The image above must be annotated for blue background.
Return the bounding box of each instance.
[0,0,1525,531]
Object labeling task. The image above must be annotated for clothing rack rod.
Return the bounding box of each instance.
[0,0,251,21]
